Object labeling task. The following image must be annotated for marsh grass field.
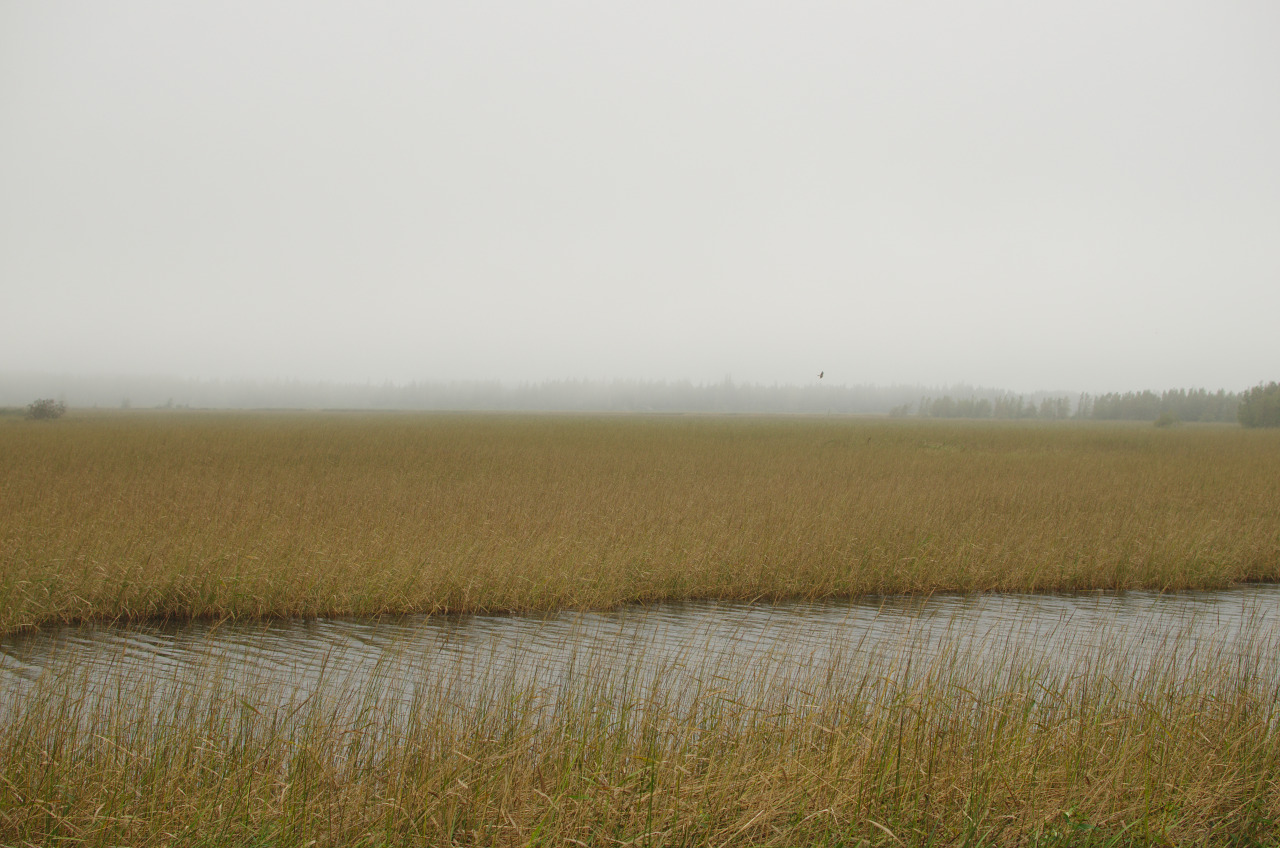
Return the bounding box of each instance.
[2,412,1278,633]
[3,411,1280,846]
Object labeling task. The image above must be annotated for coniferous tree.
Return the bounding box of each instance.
[1238,382,1280,428]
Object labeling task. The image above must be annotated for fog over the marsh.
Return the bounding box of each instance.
[2,2,1277,396]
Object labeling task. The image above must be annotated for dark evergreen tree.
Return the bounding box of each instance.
[1238,382,1280,428]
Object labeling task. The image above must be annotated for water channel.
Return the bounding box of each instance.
[4,585,1279,722]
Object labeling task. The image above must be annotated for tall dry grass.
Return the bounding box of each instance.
[2,411,1278,633]
[2,611,1278,846]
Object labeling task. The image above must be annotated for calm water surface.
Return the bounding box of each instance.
[3,585,1279,714]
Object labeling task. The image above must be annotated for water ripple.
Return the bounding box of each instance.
[3,585,1278,713]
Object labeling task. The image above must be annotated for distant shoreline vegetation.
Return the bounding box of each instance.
[0,372,1266,423]
[909,387,1242,423]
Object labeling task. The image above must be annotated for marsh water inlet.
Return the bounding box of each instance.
[4,585,1279,720]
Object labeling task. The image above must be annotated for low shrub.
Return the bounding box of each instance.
[25,398,66,420]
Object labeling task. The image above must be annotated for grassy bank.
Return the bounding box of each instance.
[3,615,1278,846]
[2,412,1278,633]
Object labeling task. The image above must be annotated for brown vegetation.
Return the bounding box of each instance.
[2,411,1278,634]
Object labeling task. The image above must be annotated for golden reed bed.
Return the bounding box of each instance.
[2,411,1277,634]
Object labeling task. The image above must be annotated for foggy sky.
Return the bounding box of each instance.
[3,1,1278,394]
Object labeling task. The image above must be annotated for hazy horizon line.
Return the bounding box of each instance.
[3,369,1258,405]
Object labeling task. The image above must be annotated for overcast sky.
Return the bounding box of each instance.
[2,1,1277,394]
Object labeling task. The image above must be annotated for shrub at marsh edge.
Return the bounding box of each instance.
[25,398,66,420]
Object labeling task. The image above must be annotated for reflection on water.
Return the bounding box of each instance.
[3,585,1279,715]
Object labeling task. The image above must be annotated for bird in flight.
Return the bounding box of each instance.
[818,371,824,379]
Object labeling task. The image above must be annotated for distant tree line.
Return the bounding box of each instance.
[908,388,1242,423]
[915,394,1075,420]
[1088,388,1239,422]
[3,373,1271,424]
[1087,388,1240,423]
